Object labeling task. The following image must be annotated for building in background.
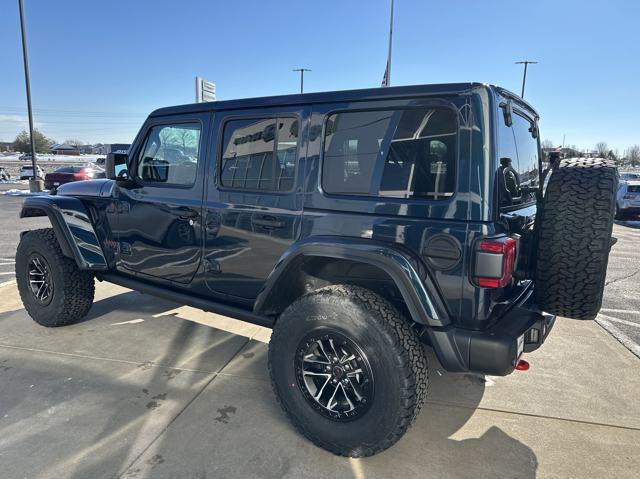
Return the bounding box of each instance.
[51,143,80,155]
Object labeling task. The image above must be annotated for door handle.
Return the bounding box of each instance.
[252,215,285,229]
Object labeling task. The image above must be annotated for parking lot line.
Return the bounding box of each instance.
[598,314,640,329]
[596,317,640,358]
[600,308,640,315]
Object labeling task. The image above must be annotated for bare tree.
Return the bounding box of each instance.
[626,145,640,167]
[595,142,608,158]
[541,139,554,149]
[64,139,84,148]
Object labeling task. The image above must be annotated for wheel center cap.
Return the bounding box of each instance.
[332,365,344,379]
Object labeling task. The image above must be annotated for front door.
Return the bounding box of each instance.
[115,113,210,284]
[204,106,308,300]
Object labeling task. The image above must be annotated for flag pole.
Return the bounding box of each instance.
[382,0,394,87]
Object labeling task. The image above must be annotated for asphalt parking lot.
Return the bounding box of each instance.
[0,185,639,478]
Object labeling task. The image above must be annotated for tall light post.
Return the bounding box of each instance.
[293,68,311,94]
[515,60,537,99]
[18,0,42,192]
[381,0,394,87]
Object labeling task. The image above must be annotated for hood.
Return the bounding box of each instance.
[56,178,114,198]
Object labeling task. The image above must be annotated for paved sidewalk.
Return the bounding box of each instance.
[0,281,638,479]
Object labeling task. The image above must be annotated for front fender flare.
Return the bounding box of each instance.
[20,195,108,270]
[253,237,450,327]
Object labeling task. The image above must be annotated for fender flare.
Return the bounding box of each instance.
[253,236,450,328]
[20,195,108,270]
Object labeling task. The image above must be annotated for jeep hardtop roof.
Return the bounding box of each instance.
[150,82,539,118]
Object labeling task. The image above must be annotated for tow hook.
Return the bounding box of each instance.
[515,359,530,371]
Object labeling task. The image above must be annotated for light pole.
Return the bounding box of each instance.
[18,0,42,192]
[515,60,537,99]
[293,68,311,94]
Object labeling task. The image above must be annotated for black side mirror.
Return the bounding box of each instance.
[499,100,513,127]
[106,152,129,180]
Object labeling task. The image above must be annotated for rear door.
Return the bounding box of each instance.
[203,106,308,301]
[114,113,209,285]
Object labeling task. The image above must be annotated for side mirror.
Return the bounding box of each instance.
[106,152,129,180]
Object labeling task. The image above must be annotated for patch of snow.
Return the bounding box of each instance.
[2,188,50,196]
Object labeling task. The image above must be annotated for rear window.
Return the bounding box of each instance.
[56,167,75,173]
[628,185,640,193]
[322,108,457,199]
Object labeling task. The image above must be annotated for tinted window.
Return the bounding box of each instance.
[137,124,200,185]
[220,117,299,191]
[512,112,540,196]
[497,111,539,208]
[56,167,74,173]
[322,108,457,199]
[628,185,640,193]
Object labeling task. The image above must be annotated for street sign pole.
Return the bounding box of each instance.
[18,0,42,192]
[195,77,216,103]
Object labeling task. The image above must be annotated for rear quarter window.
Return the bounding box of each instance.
[322,107,457,200]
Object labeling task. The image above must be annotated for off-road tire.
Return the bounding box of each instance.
[535,158,618,320]
[268,284,428,457]
[16,228,95,327]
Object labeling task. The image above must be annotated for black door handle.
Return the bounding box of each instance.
[252,215,285,229]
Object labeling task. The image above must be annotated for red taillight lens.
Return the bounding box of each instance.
[474,237,517,289]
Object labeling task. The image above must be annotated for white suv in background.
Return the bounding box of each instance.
[19,164,44,180]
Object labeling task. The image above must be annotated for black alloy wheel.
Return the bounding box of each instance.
[295,331,374,421]
[27,253,54,305]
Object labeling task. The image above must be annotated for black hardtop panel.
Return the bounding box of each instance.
[149,82,486,117]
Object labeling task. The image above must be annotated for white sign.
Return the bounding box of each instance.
[195,76,216,103]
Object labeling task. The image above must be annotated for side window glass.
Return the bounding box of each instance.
[137,124,200,185]
[221,117,298,191]
[322,108,457,199]
[512,113,540,205]
[497,111,540,208]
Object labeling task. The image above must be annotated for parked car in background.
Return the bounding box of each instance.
[44,165,105,190]
[616,180,640,218]
[19,164,44,180]
[620,172,640,183]
[19,153,33,161]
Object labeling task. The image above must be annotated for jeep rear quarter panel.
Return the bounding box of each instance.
[299,85,498,327]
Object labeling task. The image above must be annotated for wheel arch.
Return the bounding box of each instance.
[253,237,450,328]
[20,196,108,270]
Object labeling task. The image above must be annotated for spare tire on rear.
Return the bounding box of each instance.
[535,158,618,320]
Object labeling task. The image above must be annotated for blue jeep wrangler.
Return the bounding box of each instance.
[15,83,618,456]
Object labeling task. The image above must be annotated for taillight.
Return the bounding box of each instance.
[73,168,93,180]
[474,237,517,288]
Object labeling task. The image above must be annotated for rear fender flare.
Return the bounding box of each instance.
[253,237,450,328]
[20,195,108,270]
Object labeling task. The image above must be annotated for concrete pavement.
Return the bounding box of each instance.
[0,280,638,479]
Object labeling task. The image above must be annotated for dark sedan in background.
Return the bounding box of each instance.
[44,165,105,190]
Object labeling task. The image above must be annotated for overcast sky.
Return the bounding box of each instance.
[1,0,638,152]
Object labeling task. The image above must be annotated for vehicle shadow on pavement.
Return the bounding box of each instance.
[0,288,538,478]
[412,362,539,478]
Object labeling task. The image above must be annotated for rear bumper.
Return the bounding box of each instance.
[426,287,555,376]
